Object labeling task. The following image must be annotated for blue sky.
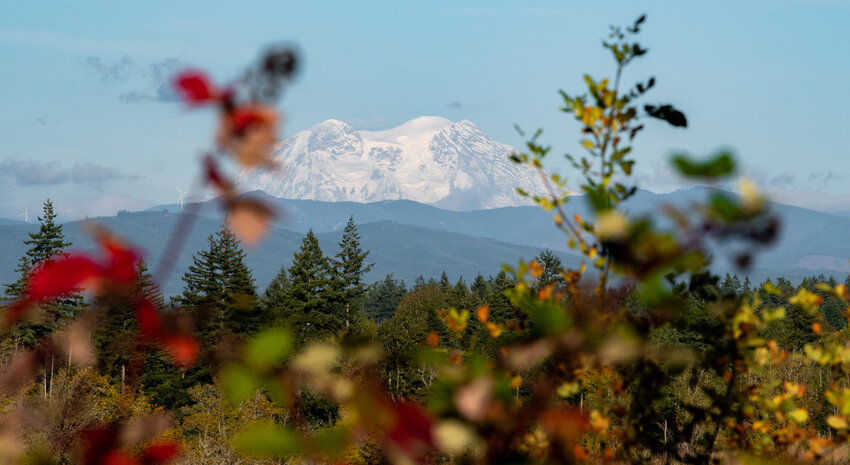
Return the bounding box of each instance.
[1,0,848,219]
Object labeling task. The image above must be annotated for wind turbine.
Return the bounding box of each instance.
[18,206,29,224]
[56,201,73,218]
[176,186,191,210]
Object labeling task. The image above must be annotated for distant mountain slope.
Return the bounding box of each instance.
[235,117,542,210]
[0,213,575,297]
[146,187,850,284]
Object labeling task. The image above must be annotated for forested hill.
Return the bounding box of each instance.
[148,187,850,280]
[0,213,578,296]
[0,186,847,295]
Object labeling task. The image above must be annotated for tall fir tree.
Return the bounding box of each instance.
[93,259,163,383]
[259,266,291,326]
[4,199,78,347]
[533,249,564,292]
[470,274,490,304]
[172,223,259,348]
[284,230,340,344]
[363,274,407,323]
[330,217,373,330]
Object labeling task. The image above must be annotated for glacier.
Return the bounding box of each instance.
[235,116,543,210]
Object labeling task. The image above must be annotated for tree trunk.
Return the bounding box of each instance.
[345,302,350,329]
[49,355,54,397]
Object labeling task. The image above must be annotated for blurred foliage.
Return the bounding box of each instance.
[4,14,850,465]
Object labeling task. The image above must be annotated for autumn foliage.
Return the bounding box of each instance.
[3,16,850,465]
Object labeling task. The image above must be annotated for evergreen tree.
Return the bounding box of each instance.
[4,199,77,347]
[259,266,291,326]
[284,230,339,343]
[720,273,740,298]
[439,271,451,293]
[330,217,373,330]
[451,277,472,309]
[742,276,752,295]
[534,249,563,292]
[94,260,162,382]
[488,271,520,323]
[172,223,259,341]
[363,274,407,323]
[470,274,490,304]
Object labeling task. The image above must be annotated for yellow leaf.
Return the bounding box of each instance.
[827,416,848,430]
[556,382,580,398]
[581,139,594,149]
[589,410,610,432]
[595,211,629,240]
[485,322,503,338]
[788,408,809,424]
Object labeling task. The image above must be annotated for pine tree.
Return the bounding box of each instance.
[363,274,407,323]
[284,230,339,343]
[470,274,490,304]
[4,199,77,347]
[94,260,162,382]
[259,266,291,326]
[172,223,258,339]
[451,277,472,309]
[439,272,451,293]
[534,249,563,292]
[330,217,373,330]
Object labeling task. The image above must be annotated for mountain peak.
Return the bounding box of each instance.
[237,116,541,210]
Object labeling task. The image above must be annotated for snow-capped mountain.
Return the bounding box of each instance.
[235,116,542,210]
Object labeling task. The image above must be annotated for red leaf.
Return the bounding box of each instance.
[27,256,101,301]
[135,298,161,339]
[386,402,434,457]
[100,235,140,284]
[203,155,232,195]
[173,70,219,104]
[160,335,199,368]
[220,105,277,140]
[142,442,181,464]
[104,451,141,465]
[81,427,118,465]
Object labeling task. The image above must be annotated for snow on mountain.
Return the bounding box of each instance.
[235,116,542,210]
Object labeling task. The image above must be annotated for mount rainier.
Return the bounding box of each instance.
[236,116,542,210]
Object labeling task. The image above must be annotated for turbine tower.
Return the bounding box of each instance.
[176,186,190,210]
[18,206,29,223]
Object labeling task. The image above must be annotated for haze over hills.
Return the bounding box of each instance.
[235,116,542,210]
[0,211,576,297]
[0,187,847,297]
[144,187,850,283]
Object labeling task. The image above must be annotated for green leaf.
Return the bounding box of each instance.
[245,329,293,370]
[709,193,742,222]
[611,147,631,161]
[221,365,260,406]
[233,422,299,458]
[671,151,736,180]
[582,185,611,212]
